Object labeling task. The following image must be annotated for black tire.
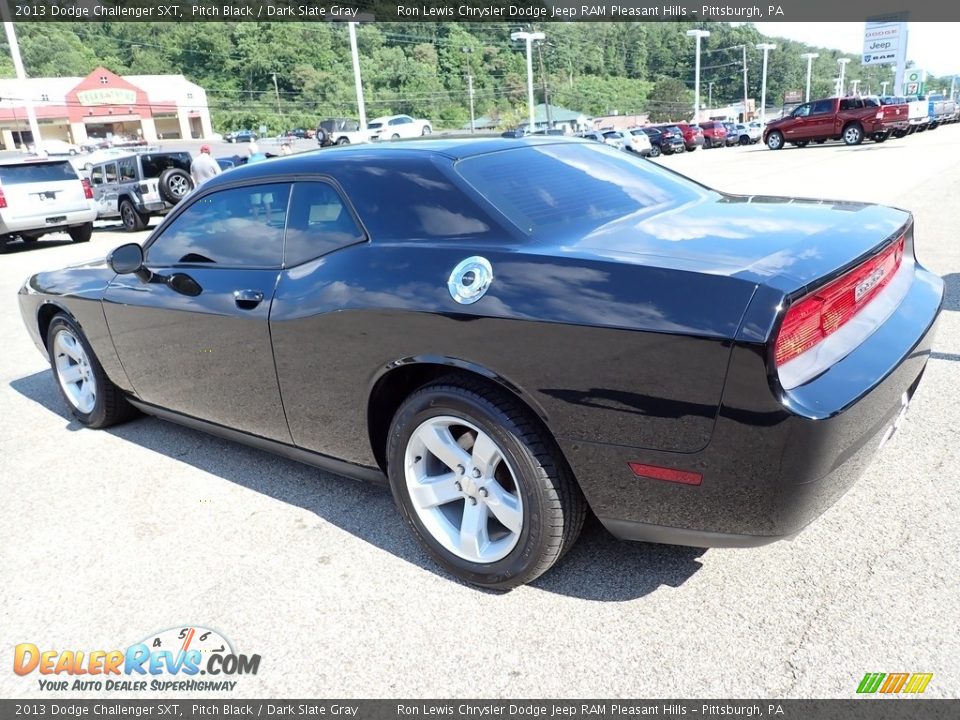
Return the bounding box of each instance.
[874,131,891,143]
[796,140,809,148]
[815,139,827,144]
[68,222,92,243]
[120,200,147,232]
[842,123,864,146]
[158,168,194,204]
[316,128,329,146]
[336,137,349,146]
[703,137,712,149]
[391,133,400,140]
[686,145,697,152]
[739,135,750,145]
[648,144,661,158]
[20,234,40,243]
[46,313,135,429]
[421,125,432,136]
[766,131,784,150]
[386,377,586,590]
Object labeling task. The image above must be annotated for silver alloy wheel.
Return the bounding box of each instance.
[844,126,862,144]
[404,416,524,564]
[53,328,96,414]
[169,175,190,197]
[767,132,783,149]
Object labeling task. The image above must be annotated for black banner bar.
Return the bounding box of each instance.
[1,700,959,720]
[2,0,960,23]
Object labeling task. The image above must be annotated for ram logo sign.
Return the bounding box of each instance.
[856,672,933,694]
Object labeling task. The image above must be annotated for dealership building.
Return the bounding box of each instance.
[0,66,214,149]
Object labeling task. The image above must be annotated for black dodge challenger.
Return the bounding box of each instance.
[18,138,943,588]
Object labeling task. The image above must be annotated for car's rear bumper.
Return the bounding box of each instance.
[561,263,943,547]
[1,207,96,234]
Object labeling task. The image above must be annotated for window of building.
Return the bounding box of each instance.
[40,94,49,102]
[99,76,109,85]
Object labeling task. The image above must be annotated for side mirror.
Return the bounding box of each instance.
[107,243,144,275]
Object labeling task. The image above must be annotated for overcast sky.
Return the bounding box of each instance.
[751,22,959,77]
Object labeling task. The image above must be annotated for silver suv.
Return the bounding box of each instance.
[0,158,97,250]
[88,152,194,231]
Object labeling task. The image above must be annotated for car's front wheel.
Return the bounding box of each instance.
[120,200,147,232]
[766,131,784,150]
[386,377,586,589]
[46,314,134,428]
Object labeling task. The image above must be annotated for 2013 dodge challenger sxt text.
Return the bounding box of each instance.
[18,138,943,588]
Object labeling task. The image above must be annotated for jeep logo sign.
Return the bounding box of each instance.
[863,16,906,66]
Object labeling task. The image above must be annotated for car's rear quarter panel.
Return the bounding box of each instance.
[269,243,757,468]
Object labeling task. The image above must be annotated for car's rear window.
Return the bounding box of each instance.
[0,161,77,184]
[140,153,191,178]
[456,142,707,238]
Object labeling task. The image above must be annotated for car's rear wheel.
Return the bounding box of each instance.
[843,123,864,146]
[46,314,134,428]
[703,137,712,149]
[795,140,809,148]
[421,125,432,136]
[391,133,400,140]
[68,222,92,243]
[739,135,750,145]
[766,131,784,150]
[336,137,349,146]
[120,200,147,232]
[648,144,661,157]
[158,168,194,204]
[386,377,586,589]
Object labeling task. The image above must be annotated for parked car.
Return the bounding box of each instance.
[763,96,907,149]
[532,128,566,136]
[72,148,130,173]
[639,127,684,156]
[622,129,653,156]
[631,128,662,157]
[31,140,82,157]
[368,114,433,140]
[18,137,943,589]
[225,130,258,144]
[699,120,729,149]
[659,126,687,154]
[673,123,704,151]
[0,157,96,249]
[501,128,529,139]
[316,118,370,147]
[576,130,605,143]
[733,123,762,145]
[284,128,314,140]
[87,151,194,231]
[601,130,629,151]
[722,122,740,146]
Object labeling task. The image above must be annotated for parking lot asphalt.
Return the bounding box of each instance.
[2,127,958,699]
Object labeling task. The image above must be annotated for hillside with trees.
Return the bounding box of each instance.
[0,21,952,132]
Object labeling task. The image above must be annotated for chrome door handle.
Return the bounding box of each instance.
[234,289,264,310]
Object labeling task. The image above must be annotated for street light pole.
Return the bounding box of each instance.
[687,29,710,123]
[1,7,42,150]
[511,30,545,132]
[347,21,367,131]
[708,81,714,109]
[756,43,776,127]
[851,79,860,96]
[271,73,282,116]
[881,81,889,96]
[837,58,850,97]
[800,52,818,102]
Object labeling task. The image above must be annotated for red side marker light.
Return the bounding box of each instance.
[629,462,702,486]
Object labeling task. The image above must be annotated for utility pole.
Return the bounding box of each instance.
[800,52,818,102]
[462,46,476,133]
[536,40,552,128]
[837,58,850,96]
[347,21,367,131]
[756,43,776,127]
[1,6,42,150]
[271,73,282,116]
[687,29,710,123]
[511,30,545,132]
[742,45,748,122]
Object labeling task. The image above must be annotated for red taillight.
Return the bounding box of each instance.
[0,185,6,209]
[629,462,703,486]
[81,178,94,199]
[774,235,906,367]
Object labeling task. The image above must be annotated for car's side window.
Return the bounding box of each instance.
[811,100,834,115]
[793,104,812,118]
[118,157,136,182]
[284,182,365,266]
[90,166,104,186]
[104,163,118,183]
[145,183,291,268]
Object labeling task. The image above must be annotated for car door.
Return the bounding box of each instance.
[807,98,838,138]
[89,163,118,218]
[102,181,294,442]
[783,104,813,139]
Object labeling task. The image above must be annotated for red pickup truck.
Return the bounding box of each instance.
[763,95,909,149]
